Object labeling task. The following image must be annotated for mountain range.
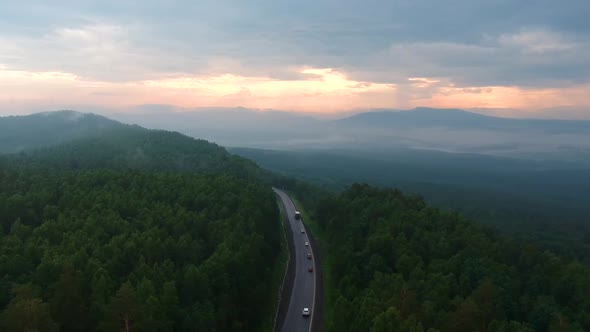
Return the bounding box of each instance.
[3,107,590,166]
[108,106,590,165]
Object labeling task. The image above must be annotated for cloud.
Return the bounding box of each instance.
[140,67,397,112]
[350,30,590,88]
[0,0,589,116]
[0,22,153,82]
[0,65,398,113]
[498,28,578,54]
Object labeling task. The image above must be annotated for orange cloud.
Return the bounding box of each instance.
[0,66,397,113]
[412,85,590,110]
[1,66,589,116]
[408,77,440,88]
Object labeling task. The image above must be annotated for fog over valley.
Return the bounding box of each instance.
[109,106,590,166]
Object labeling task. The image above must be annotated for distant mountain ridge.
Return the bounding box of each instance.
[109,106,590,153]
[335,107,590,132]
[4,108,590,163]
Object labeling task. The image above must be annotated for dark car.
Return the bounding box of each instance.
[307,253,312,259]
[308,266,313,272]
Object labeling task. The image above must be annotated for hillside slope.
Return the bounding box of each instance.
[0,111,127,153]
[0,111,285,331]
[315,184,590,332]
[1,120,266,182]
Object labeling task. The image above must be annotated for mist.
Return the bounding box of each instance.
[109,106,590,167]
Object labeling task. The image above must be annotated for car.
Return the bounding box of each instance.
[295,211,301,220]
[301,228,305,233]
[302,308,310,317]
[304,241,309,247]
[307,253,312,259]
[308,266,313,272]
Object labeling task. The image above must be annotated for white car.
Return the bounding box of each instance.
[302,307,310,317]
[304,241,309,247]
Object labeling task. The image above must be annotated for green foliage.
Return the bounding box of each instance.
[0,170,280,331]
[371,307,425,332]
[0,284,58,332]
[232,147,590,262]
[51,267,89,332]
[101,282,145,332]
[3,128,266,182]
[270,174,331,214]
[317,184,590,332]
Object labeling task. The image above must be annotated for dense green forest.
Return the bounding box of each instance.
[0,169,280,331]
[0,116,325,212]
[314,184,590,332]
[4,128,265,182]
[231,147,590,262]
[3,111,590,332]
[0,112,292,331]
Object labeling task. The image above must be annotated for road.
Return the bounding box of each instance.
[274,188,317,332]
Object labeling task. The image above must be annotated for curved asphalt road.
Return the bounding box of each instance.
[274,188,317,332]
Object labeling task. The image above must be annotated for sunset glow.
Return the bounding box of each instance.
[0,1,588,117]
[2,65,588,115]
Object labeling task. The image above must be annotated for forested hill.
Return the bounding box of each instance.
[1,116,266,182]
[0,111,286,331]
[315,184,590,332]
[0,111,128,154]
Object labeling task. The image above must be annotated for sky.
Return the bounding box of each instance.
[0,1,589,118]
